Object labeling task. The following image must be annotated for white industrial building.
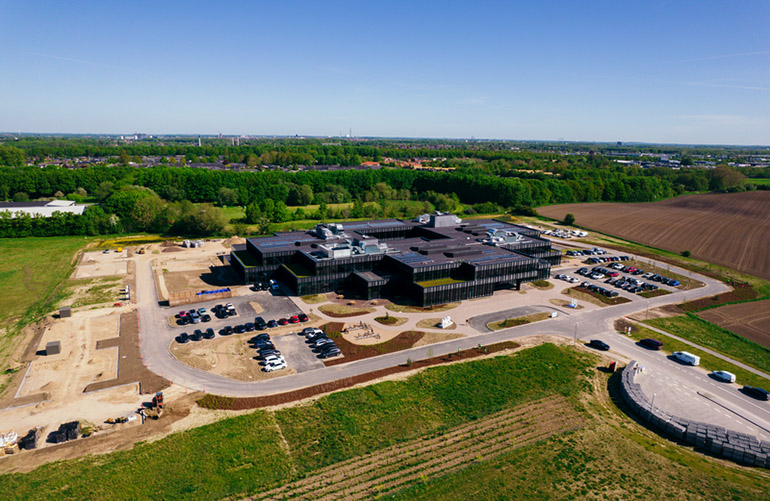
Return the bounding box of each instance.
[0,200,87,218]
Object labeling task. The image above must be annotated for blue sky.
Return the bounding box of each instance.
[1,1,769,145]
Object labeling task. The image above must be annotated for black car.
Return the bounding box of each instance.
[234,324,246,334]
[177,317,190,326]
[259,349,281,358]
[254,317,267,330]
[318,347,341,359]
[267,319,278,328]
[244,322,256,332]
[254,338,274,347]
[220,325,233,336]
[190,330,202,342]
[298,313,309,322]
[250,333,270,342]
[588,339,610,351]
[256,342,276,351]
[203,328,215,339]
[640,338,663,350]
[742,386,770,401]
[201,314,211,323]
[175,333,189,344]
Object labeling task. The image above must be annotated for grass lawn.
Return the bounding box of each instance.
[300,294,327,304]
[749,178,770,185]
[385,301,460,314]
[528,279,554,290]
[318,303,375,317]
[416,317,456,329]
[488,311,551,331]
[621,322,770,389]
[416,277,466,288]
[562,286,631,306]
[374,315,408,326]
[646,314,770,375]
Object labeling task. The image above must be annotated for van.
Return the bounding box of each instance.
[673,351,700,366]
[640,338,663,350]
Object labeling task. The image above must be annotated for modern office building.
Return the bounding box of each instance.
[231,214,560,306]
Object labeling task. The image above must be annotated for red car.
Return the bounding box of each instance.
[289,315,300,324]
[178,311,188,318]
[278,318,289,325]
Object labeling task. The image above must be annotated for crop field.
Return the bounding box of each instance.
[538,191,770,281]
[698,299,770,350]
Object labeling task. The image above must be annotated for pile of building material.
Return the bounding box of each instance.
[47,421,80,444]
[182,239,204,248]
[19,428,41,450]
[0,430,19,456]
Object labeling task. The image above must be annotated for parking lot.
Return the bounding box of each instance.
[271,333,327,372]
[170,291,303,330]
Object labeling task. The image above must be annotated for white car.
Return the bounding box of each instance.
[264,361,287,372]
[263,355,285,365]
[568,276,579,283]
[712,370,736,383]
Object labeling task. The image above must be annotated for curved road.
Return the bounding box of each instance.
[137,251,730,396]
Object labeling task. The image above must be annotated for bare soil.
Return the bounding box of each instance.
[538,191,770,281]
[697,299,770,349]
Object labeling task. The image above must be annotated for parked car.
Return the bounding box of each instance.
[278,318,289,325]
[289,315,300,324]
[203,328,215,339]
[588,339,610,351]
[198,308,207,315]
[178,311,188,319]
[742,386,770,401]
[220,325,233,336]
[313,338,334,349]
[264,361,287,372]
[269,279,279,290]
[267,319,278,328]
[298,313,309,322]
[318,347,342,359]
[255,317,267,330]
[233,324,246,334]
[175,333,189,344]
[190,330,202,342]
[640,338,663,350]
[712,370,736,383]
[190,311,201,324]
[244,322,256,332]
[263,354,285,364]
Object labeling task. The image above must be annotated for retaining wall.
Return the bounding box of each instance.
[620,361,770,469]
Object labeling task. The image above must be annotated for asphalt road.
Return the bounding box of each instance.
[135,246,770,438]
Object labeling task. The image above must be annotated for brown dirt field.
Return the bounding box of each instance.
[255,395,583,500]
[538,191,770,281]
[697,299,770,349]
[197,341,520,410]
[563,286,631,306]
[171,335,295,382]
[85,312,170,394]
[678,285,758,312]
[627,303,683,322]
[411,331,464,348]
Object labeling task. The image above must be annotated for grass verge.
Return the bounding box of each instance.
[374,315,408,326]
[318,303,375,317]
[488,312,551,331]
[616,320,770,389]
[385,301,460,314]
[300,294,326,304]
[529,279,554,290]
[563,286,631,306]
[646,314,770,375]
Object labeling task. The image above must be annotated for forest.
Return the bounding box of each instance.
[0,138,764,239]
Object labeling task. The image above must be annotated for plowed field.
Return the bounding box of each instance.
[538,191,770,280]
[698,299,770,349]
[254,395,583,500]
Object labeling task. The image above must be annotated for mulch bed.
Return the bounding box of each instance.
[323,330,426,367]
[678,286,759,312]
[84,311,171,395]
[573,286,632,306]
[196,340,520,411]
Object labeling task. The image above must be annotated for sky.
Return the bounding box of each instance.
[1,1,769,145]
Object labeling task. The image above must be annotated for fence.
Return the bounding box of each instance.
[168,287,232,307]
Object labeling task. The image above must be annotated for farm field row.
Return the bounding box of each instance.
[538,191,770,281]
[697,299,770,350]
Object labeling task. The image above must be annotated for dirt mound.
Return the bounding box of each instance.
[162,247,184,253]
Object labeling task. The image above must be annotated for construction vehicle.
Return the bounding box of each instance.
[137,248,146,254]
[142,392,165,420]
[106,417,129,424]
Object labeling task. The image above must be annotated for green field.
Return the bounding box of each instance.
[4,343,768,499]
[3,344,591,498]
[646,315,770,375]
[749,178,770,185]
[626,323,770,389]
